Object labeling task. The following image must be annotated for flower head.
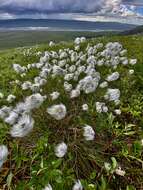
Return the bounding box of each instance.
[21,81,32,90]
[70,89,80,99]
[10,114,34,137]
[0,106,12,119]
[55,142,67,158]
[74,37,81,45]
[99,81,108,88]
[105,89,120,102]
[0,145,8,168]
[64,82,72,92]
[5,111,19,125]
[43,184,52,190]
[96,102,108,113]
[7,95,16,103]
[115,167,126,176]
[130,59,137,65]
[47,104,67,120]
[83,125,95,141]
[129,69,134,75]
[13,64,26,73]
[82,104,89,111]
[50,91,60,100]
[79,76,99,94]
[114,109,121,115]
[72,180,83,190]
[49,41,55,47]
[25,93,46,111]
[106,72,120,82]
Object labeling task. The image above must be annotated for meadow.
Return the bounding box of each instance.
[0,31,117,50]
[0,34,143,190]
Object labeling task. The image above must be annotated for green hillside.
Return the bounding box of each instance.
[0,34,143,190]
[0,31,116,50]
[122,25,143,35]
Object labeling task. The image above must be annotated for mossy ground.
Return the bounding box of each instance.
[0,34,143,190]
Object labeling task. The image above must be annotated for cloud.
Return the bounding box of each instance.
[100,0,142,16]
[0,12,14,19]
[101,0,122,13]
[0,0,142,24]
[0,0,139,14]
[0,0,104,13]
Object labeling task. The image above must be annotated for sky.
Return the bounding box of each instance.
[0,0,143,24]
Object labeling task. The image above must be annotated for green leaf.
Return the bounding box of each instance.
[111,157,117,169]
[52,159,62,168]
[7,172,13,189]
[99,176,107,190]
[90,171,96,180]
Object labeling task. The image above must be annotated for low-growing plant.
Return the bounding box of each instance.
[0,35,143,190]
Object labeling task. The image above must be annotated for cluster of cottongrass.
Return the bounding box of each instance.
[0,37,137,189]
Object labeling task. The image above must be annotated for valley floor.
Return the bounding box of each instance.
[0,30,116,50]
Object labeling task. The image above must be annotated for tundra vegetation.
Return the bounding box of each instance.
[0,34,143,190]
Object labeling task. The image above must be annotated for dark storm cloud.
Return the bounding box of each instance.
[0,0,105,14]
[0,0,142,22]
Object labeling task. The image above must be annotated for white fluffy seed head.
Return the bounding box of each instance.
[13,64,26,74]
[80,37,86,43]
[21,81,32,90]
[10,114,34,137]
[70,89,80,99]
[79,76,99,94]
[105,89,120,102]
[72,180,83,190]
[114,109,121,115]
[7,95,16,103]
[106,72,120,82]
[43,184,52,190]
[55,142,67,158]
[47,104,67,120]
[25,93,46,111]
[99,81,108,88]
[49,41,55,47]
[74,37,81,45]
[96,102,108,113]
[130,59,137,65]
[83,125,95,141]
[82,104,89,111]
[30,84,40,92]
[64,82,72,92]
[0,106,12,119]
[0,145,8,168]
[115,167,126,176]
[129,69,134,75]
[50,91,60,100]
[52,65,65,76]
[4,111,19,125]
